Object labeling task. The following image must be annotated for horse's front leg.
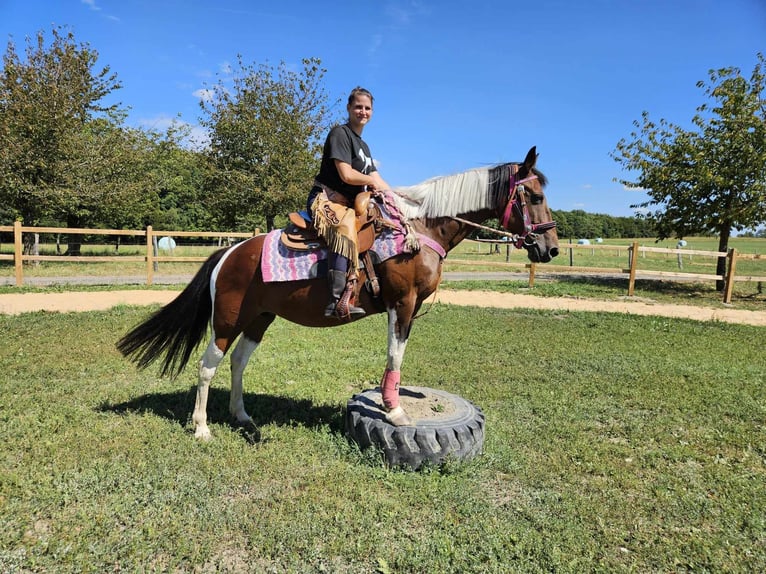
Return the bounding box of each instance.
[381,306,415,427]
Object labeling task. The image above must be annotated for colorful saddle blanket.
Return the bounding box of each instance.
[261,227,407,283]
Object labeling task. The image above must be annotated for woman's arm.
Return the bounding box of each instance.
[334,160,391,191]
[369,170,391,192]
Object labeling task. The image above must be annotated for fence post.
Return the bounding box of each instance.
[723,248,737,304]
[627,241,639,296]
[13,220,23,287]
[146,225,154,286]
[528,262,536,287]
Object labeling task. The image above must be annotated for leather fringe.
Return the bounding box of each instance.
[310,192,360,272]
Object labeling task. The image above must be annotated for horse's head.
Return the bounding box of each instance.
[498,147,559,263]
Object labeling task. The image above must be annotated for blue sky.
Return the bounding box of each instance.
[2,0,764,217]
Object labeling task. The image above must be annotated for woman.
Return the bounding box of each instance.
[308,87,391,319]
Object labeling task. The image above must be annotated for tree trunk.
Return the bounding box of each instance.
[65,214,82,256]
[716,227,731,291]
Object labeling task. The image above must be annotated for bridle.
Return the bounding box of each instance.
[448,163,558,252]
[500,165,557,249]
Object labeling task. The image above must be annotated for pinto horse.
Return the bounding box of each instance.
[117,146,558,439]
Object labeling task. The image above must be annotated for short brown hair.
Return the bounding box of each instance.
[348,87,374,106]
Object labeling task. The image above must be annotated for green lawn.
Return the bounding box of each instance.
[1,304,763,572]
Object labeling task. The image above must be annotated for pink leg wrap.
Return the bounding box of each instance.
[380,369,401,410]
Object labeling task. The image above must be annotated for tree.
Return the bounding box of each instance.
[612,53,766,288]
[143,128,210,232]
[0,26,152,252]
[199,57,337,231]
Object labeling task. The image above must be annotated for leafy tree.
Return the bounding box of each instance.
[612,53,766,287]
[199,57,337,231]
[0,28,124,225]
[132,122,210,232]
[0,27,201,253]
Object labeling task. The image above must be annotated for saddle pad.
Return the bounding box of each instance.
[261,227,407,283]
[261,230,327,282]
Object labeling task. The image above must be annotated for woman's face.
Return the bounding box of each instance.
[347,94,373,130]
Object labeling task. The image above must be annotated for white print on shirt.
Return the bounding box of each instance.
[358,147,373,174]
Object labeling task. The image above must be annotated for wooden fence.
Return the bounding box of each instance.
[463,239,765,304]
[0,222,256,287]
[2,223,764,303]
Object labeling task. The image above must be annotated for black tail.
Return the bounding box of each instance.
[116,248,229,378]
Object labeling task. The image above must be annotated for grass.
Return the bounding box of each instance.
[440,277,766,312]
[1,304,764,572]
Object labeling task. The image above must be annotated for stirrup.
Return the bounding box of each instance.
[326,300,365,319]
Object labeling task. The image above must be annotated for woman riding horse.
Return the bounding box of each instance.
[306,87,392,319]
[117,146,559,438]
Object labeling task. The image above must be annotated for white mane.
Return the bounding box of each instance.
[390,167,496,220]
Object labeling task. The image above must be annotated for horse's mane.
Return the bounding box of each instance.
[390,163,547,220]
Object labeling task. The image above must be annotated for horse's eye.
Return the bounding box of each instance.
[530,194,544,205]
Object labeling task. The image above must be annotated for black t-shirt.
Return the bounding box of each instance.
[315,123,377,202]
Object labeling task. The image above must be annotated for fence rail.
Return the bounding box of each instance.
[0,222,257,286]
[457,239,765,303]
[2,224,764,302]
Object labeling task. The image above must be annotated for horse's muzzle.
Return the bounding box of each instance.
[524,237,559,263]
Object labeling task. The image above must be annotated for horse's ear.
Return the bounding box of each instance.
[523,146,538,171]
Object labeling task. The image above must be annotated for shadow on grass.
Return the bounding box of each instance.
[548,275,741,299]
[98,387,345,443]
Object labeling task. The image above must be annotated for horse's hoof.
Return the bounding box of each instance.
[234,417,261,444]
[385,406,414,427]
[194,427,213,441]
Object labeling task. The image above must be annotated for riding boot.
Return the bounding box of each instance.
[325,269,365,319]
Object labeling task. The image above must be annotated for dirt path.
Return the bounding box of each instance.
[1,288,764,326]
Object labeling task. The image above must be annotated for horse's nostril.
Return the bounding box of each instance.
[550,247,559,258]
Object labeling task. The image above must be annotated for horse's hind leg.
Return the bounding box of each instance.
[229,314,276,426]
[229,336,258,424]
[193,339,226,440]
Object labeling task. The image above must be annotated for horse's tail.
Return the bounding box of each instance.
[116,247,229,378]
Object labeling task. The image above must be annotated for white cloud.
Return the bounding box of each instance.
[623,184,647,192]
[82,0,120,21]
[219,61,233,75]
[138,115,177,132]
[368,34,383,58]
[581,184,593,190]
[186,125,210,150]
[138,115,209,150]
[193,88,215,102]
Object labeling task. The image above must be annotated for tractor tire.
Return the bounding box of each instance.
[345,386,485,470]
